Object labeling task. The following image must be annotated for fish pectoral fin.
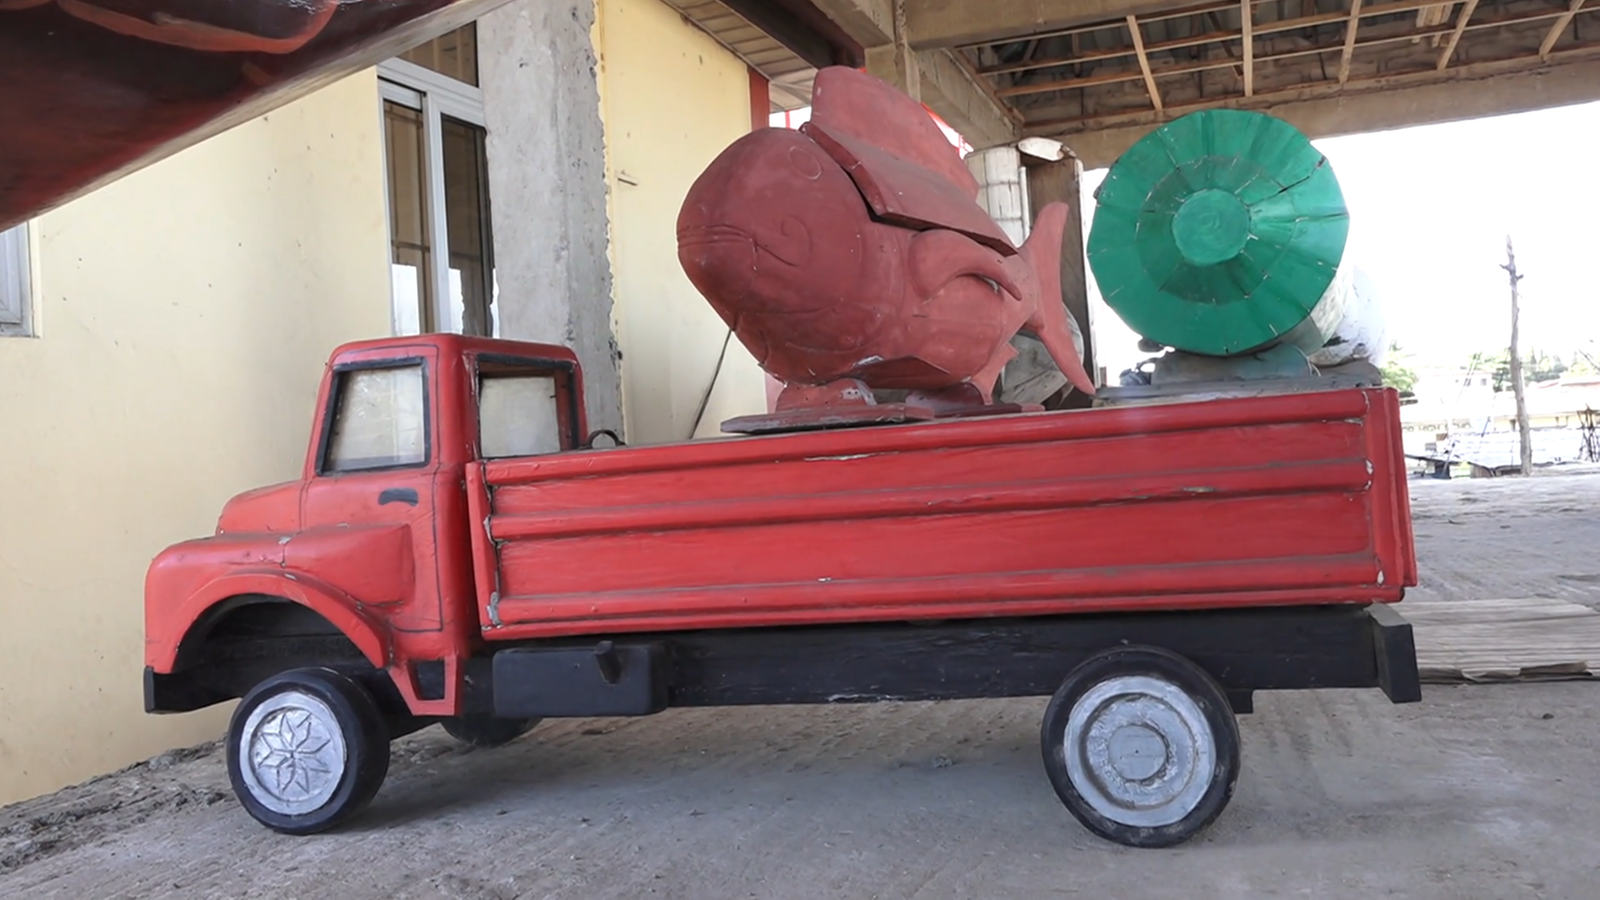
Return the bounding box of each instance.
[908,230,1027,301]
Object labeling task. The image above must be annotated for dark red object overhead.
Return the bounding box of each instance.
[0,0,506,231]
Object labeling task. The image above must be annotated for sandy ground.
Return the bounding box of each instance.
[2,471,1598,900]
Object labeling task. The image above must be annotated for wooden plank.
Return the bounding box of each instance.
[1339,0,1365,84]
[1127,14,1164,111]
[1436,0,1481,70]
[1401,595,1587,614]
[1541,0,1589,60]
[1405,597,1600,683]
[1243,0,1255,95]
[1024,37,1600,132]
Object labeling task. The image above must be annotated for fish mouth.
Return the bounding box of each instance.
[677,224,754,248]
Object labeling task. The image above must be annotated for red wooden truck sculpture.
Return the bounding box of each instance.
[5,0,1421,856]
[144,333,1420,848]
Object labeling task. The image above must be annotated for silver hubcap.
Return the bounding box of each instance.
[238,689,348,816]
[1063,675,1215,828]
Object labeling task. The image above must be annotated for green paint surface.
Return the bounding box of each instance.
[1087,109,1349,357]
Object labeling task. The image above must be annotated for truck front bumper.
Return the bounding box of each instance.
[144,666,233,714]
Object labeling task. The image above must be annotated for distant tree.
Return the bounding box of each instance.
[1380,341,1418,393]
[1463,348,1567,390]
[1524,349,1567,384]
[1465,350,1511,392]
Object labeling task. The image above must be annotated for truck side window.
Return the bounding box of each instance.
[325,365,428,472]
[480,374,562,458]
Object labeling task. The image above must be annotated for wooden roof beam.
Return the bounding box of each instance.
[1242,0,1255,96]
[1338,0,1364,84]
[1541,0,1589,60]
[1126,14,1164,111]
[909,0,1183,50]
[968,0,1468,80]
[1436,0,1480,69]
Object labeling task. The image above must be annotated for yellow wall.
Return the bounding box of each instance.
[0,72,392,805]
[594,0,769,445]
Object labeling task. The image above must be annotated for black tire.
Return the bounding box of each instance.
[441,715,539,748]
[1039,645,1240,849]
[226,667,391,835]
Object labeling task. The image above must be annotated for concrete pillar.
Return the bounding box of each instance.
[863,0,919,101]
[964,146,1029,246]
[478,0,623,436]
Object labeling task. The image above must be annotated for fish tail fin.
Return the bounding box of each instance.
[1019,202,1095,396]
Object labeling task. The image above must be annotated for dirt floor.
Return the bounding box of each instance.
[2,471,1598,899]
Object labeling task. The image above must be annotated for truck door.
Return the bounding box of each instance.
[300,344,449,633]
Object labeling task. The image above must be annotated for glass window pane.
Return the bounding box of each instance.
[480,375,562,458]
[0,224,28,332]
[442,116,495,337]
[399,24,479,86]
[384,101,432,334]
[326,367,428,471]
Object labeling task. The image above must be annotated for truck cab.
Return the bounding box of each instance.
[144,335,590,721]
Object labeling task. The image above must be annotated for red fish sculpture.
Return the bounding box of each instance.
[677,66,1093,430]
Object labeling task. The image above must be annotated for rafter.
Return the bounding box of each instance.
[1541,0,1589,60]
[994,5,1600,102]
[1126,14,1164,111]
[1339,0,1364,84]
[1028,42,1600,136]
[973,0,1458,80]
[1242,0,1255,95]
[1436,0,1480,69]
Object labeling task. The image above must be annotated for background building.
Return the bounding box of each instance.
[0,0,768,806]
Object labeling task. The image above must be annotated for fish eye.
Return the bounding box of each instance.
[788,146,823,180]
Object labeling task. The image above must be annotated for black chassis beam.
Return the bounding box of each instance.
[479,603,1421,720]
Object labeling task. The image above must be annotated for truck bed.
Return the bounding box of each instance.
[466,388,1416,640]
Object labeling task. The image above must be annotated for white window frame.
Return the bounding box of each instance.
[377,57,489,337]
[0,223,33,337]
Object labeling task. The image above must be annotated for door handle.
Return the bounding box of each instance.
[378,487,419,506]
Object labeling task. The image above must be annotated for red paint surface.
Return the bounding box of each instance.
[145,337,1417,717]
[677,67,1093,405]
[748,66,769,133]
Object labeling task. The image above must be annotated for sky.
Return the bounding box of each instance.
[1311,100,1600,369]
[1084,100,1600,376]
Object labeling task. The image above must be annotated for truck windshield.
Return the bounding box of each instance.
[324,364,429,472]
[480,373,563,458]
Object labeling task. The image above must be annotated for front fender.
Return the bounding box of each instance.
[147,569,391,673]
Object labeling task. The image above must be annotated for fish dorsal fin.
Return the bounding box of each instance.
[803,68,1014,255]
[809,66,979,198]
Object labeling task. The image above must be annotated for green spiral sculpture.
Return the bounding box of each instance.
[1087,109,1350,358]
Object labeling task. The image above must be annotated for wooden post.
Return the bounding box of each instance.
[1502,236,1533,476]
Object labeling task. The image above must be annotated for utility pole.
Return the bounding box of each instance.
[1502,237,1532,476]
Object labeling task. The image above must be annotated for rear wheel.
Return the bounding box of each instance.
[1040,646,1240,848]
[226,667,390,835]
[441,715,539,748]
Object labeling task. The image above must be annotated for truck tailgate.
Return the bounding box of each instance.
[466,388,1416,639]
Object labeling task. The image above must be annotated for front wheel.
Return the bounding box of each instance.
[226,667,391,835]
[1040,646,1240,848]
